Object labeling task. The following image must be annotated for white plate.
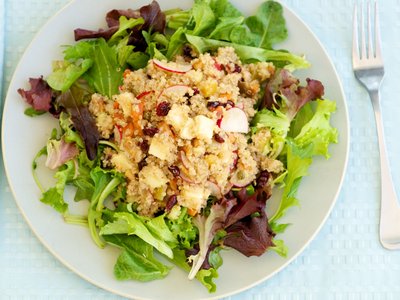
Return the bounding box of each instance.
[1,0,349,299]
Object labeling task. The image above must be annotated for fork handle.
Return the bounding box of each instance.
[370,89,400,247]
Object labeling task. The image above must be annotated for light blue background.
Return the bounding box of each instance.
[2,0,400,299]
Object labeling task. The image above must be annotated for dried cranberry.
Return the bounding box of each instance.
[138,158,147,171]
[183,45,194,58]
[207,101,221,111]
[256,171,270,188]
[156,101,171,116]
[226,100,235,107]
[165,195,178,212]
[214,134,225,143]
[233,64,242,73]
[193,88,200,95]
[143,127,159,137]
[138,140,149,152]
[168,166,180,177]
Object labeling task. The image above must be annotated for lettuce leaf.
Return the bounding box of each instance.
[170,248,218,293]
[269,100,337,223]
[47,59,93,92]
[294,99,338,158]
[44,138,79,170]
[40,160,75,213]
[104,235,171,281]
[186,34,309,70]
[100,212,174,259]
[87,167,125,248]
[167,208,198,249]
[187,203,225,280]
[108,16,144,45]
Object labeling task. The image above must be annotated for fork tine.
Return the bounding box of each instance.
[375,1,382,59]
[367,2,373,58]
[360,3,367,59]
[352,4,359,62]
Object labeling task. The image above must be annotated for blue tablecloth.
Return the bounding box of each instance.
[2,0,400,299]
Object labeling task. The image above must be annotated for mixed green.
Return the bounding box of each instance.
[18,0,338,293]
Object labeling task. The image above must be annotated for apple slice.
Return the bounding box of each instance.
[219,107,249,133]
[159,85,191,99]
[153,59,192,74]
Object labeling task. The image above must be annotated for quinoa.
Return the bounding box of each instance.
[89,47,283,217]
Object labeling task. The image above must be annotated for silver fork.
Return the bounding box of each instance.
[353,2,400,250]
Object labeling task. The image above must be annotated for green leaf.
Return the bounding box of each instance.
[47,59,93,92]
[208,16,245,41]
[72,151,95,201]
[87,167,124,248]
[244,0,287,49]
[145,215,178,247]
[32,146,48,193]
[40,160,75,213]
[269,141,311,222]
[104,235,171,281]
[288,102,314,138]
[85,38,123,98]
[252,107,291,135]
[167,208,197,249]
[208,246,223,269]
[186,34,310,70]
[294,99,338,158]
[270,239,288,257]
[108,16,144,45]
[127,51,150,69]
[166,27,187,60]
[269,222,290,234]
[196,268,218,293]
[59,112,84,148]
[190,1,216,36]
[100,212,174,259]
[114,35,135,67]
[169,248,219,293]
[210,0,242,18]
[166,9,190,30]
[24,107,46,117]
[63,40,95,60]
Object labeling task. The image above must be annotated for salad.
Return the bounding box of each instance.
[17,0,337,293]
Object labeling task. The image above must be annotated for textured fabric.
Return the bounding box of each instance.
[2,0,400,299]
